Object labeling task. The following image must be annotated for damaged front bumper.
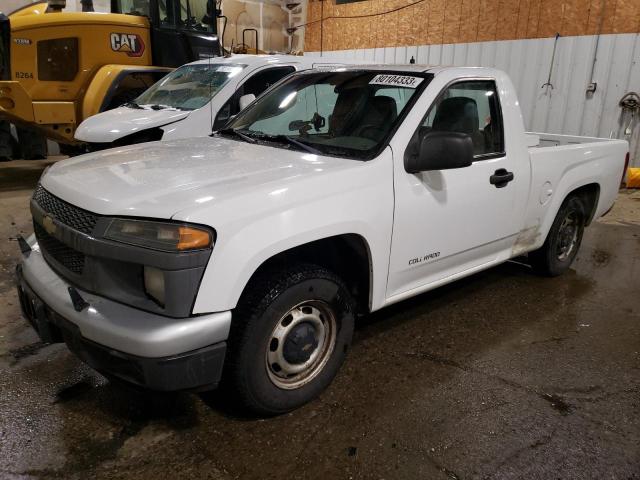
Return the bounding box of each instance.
[15,235,231,391]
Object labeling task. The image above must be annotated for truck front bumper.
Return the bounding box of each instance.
[16,238,232,391]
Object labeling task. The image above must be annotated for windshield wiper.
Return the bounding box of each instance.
[150,104,175,110]
[125,101,143,109]
[249,133,322,154]
[273,135,322,155]
[215,128,256,143]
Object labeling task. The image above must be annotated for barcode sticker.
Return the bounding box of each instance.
[369,74,424,88]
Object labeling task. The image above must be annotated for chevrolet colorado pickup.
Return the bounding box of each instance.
[16,66,629,414]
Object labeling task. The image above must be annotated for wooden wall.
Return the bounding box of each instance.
[304,0,640,52]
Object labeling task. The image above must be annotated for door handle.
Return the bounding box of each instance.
[490,168,514,188]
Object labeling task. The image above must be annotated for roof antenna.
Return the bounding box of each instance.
[209,0,215,134]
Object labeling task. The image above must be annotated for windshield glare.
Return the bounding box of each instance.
[135,64,245,110]
[226,70,430,159]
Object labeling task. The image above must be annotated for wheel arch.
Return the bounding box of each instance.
[539,181,601,247]
[237,234,374,315]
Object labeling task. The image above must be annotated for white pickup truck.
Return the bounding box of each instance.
[17,66,628,414]
[74,54,347,149]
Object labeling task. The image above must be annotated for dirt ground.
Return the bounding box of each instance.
[1,159,639,479]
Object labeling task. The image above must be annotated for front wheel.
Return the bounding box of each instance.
[528,195,586,276]
[225,263,355,415]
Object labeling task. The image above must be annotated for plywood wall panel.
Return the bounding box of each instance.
[303,0,640,51]
[569,0,591,37]
[526,0,542,37]
[537,0,564,37]
[613,0,640,34]
[426,0,446,45]
[443,0,464,44]
[516,0,532,38]
[496,0,520,40]
[476,0,499,41]
[600,0,618,34]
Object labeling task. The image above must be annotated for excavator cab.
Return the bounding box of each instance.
[111,0,221,67]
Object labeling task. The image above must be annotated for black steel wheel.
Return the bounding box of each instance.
[225,263,355,415]
[529,195,586,276]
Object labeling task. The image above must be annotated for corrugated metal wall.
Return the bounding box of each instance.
[306,33,640,166]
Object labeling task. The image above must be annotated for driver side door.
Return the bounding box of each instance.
[387,78,523,300]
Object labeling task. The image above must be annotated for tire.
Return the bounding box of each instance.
[528,195,586,276]
[0,121,13,161]
[225,263,356,415]
[16,126,47,160]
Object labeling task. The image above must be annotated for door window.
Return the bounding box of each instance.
[214,66,295,130]
[418,80,504,158]
[241,67,297,98]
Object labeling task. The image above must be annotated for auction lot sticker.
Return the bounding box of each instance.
[369,74,423,88]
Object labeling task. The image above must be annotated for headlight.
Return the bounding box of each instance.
[104,219,213,251]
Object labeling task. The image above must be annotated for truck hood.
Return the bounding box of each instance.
[74,106,190,143]
[41,136,358,219]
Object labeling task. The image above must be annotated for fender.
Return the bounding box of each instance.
[528,140,626,252]
[183,151,395,315]
[81,65,172,120]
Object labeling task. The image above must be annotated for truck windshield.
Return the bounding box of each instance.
[225,70,432,160]
[134,63,245,110]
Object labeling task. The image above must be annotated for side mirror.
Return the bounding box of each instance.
[239,93,256,110]
[404,131,473,173]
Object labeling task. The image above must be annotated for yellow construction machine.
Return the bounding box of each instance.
[0,0,221,159]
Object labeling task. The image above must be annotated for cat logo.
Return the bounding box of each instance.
[110,33,145,57]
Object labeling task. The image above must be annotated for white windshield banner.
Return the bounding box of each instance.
[369,74,424,88]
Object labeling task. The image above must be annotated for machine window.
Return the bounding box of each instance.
[37,38,78,82]
[115,0,151,17]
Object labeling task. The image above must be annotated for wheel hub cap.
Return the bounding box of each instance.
[283,322,319,364]
[266,300,337,390]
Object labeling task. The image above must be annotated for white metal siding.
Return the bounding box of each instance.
[307,33,640,167]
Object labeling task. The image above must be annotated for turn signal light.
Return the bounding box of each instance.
[177,226,212,250]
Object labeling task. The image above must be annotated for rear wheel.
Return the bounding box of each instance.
[529,195,586,276]
[225,263,355,415]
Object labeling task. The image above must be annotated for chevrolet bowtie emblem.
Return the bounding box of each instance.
[42,215,57,236]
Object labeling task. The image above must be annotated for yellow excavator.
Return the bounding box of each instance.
[0,0,221,159]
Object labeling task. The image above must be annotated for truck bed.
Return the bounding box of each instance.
[527,131,617,148]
